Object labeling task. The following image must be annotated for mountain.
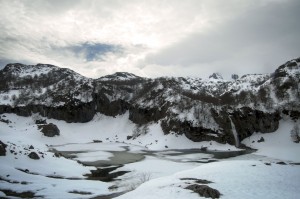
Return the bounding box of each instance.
[0,58,299,146]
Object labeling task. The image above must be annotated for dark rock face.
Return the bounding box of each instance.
[283,110,300,121]
[185,184,221,198]
[161,119,221,143]
[95,93,130,117]
[0,140,7,156]
[38,123,60,137]
[129,105,169,125]
[28,152,40,160]
[0,103,96,123]
[212,108,280,145]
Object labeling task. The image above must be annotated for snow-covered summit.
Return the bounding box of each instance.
[99,72,142,81]
[2,63,58,77]
[274,57,300,77]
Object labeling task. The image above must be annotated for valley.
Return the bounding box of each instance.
[0,57,300,198]
[0,112,299,199]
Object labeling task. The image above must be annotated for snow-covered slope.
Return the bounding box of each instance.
[116,159,300,199]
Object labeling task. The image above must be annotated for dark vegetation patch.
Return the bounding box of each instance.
[68,190,93,195]
[0,176,30,185]
[85,166,130,182]
[180,178,213,184]
[0,189,39,198]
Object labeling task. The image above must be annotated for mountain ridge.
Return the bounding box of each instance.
[0,57,299,147]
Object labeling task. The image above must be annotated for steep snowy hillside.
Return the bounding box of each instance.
[0,57,299,146]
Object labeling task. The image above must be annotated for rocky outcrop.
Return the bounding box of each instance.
[161,119,222,143]
[95,93,130,117]
[282,109,300,121]
[212,107,280,145]
[28,152,40,160]
[185,184,221,198]
[38,123,60,137]
[0,103,96,123]
[0,140,7,156]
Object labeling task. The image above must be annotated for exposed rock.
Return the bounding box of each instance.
[257,137,265,143]
[0,103,96,123]
[85,166,130,182]
[212,107,280,144]
[35,119,47,124]
[68,190,92,195]
[265,163,271,166]
[127,136,133,140]
[93,140,102,143]
[0,140,7,156]
[38,123,60,137]
[161,119,221,143]
[95,94,129,117]
[276,161,287,165]
[180,178,212,184]
[28,152,40,160]
[129,105,169,125]
[0,189,36,198]
[185,184,221,198]
[0,118,10,124]
[209,73,223,80]
[29,145,34,149]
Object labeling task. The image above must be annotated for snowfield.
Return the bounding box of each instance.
[116,160,300,199]
[0,113,300,199]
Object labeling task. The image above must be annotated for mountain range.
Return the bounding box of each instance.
[0,57,299,147]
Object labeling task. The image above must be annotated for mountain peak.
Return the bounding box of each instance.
[99,72,142,81]
[209,72,223,80]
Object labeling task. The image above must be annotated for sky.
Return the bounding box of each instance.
[0,0,299,79]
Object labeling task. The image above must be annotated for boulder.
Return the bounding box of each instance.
[186,184,221,198]
[38,123,60,137]
[0,140,7,156]
[28,152,40,160]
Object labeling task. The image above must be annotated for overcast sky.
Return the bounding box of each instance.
[0,0,299,79]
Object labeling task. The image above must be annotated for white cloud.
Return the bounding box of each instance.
[0,0,299,78]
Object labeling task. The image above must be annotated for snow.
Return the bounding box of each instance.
[116,160,300,199]
[1,113,299,198]
[0,143,111,198]
[242,119,300,162]
[0,90,20,106]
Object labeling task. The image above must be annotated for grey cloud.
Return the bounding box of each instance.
[145,0,300,77]
[0,0,299,79]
